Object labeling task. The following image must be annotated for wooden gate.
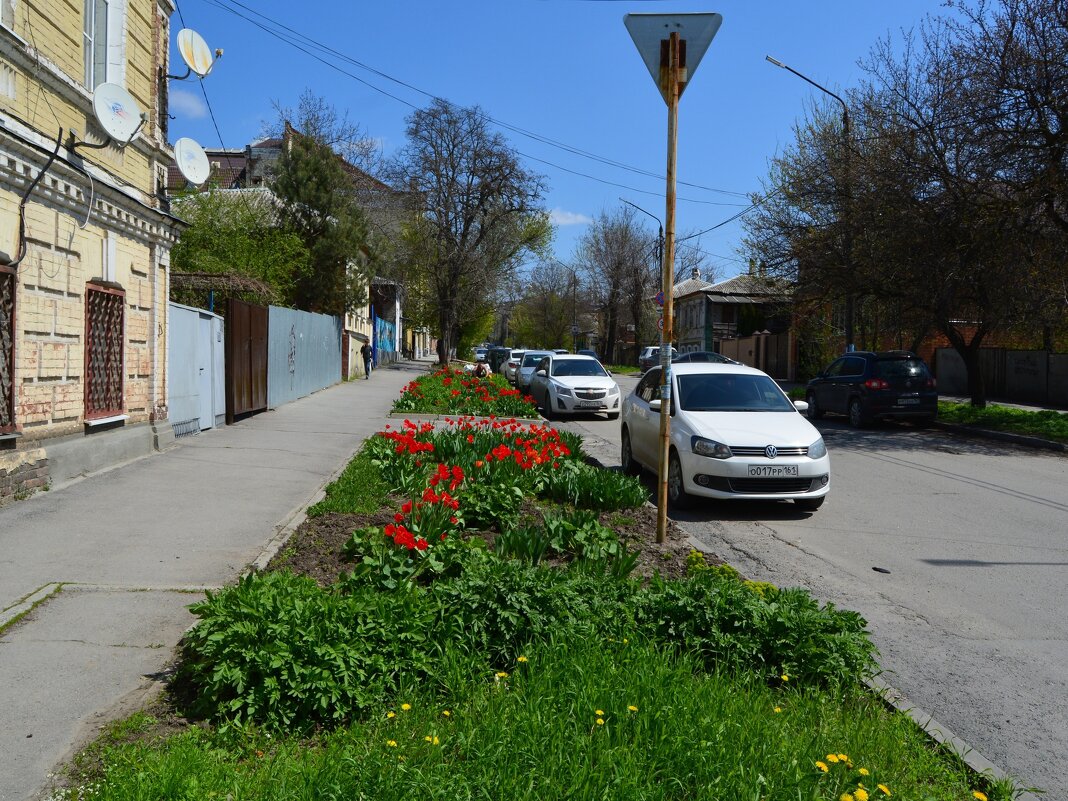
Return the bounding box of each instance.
[225,298,268,423]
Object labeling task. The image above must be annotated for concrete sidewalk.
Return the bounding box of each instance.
[0,359,427,801]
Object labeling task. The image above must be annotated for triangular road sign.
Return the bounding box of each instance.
[624,13,723,104]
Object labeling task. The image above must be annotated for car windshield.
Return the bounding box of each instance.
[551,359,608,377]
[875,357,930,380]
[522,353,550,367]
[677,373,795,412]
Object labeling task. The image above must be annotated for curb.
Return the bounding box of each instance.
[0,582,63,631]
[933,421,1066,453]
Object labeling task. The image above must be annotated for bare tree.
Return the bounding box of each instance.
[574,206,657,364]
[389,99,550,363]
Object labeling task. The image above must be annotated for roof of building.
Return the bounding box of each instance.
[703,273,791,304]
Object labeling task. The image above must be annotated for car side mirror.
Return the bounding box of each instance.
[649,399,662,412]
[535,369,546,376]
[793,400,809,413]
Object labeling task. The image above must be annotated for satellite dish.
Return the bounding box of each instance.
[177,29,215,78]
[174,137,211,186]
[92,82,145,144]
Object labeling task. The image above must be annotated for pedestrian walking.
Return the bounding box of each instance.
[360,342,373,379]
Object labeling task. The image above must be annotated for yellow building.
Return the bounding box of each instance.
[1,0,182,503]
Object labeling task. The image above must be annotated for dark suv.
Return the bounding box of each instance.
[805,351,937,427]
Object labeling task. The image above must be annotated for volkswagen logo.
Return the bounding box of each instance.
[764,445,778,459]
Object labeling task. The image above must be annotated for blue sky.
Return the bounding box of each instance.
[168,0,947,282]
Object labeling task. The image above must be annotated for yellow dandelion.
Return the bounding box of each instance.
[386,740,397,747]
[425,735,432,742]
[781,674,789,681]
[442,710,451,717]
[596,718,605,726]
[774,706,782,713]
[816,761,829,773]
[623,638,629,644]
[432,736,440,745]
[386,711,396,719]
[877,784,891,797]
[595,709,605,716]
[496,671,509,678]
[827,754,840,763]
[838,753,849,762]
[517,656,528,663]
[400,703,411,711]
[628,705,638,712]
[972,793,988,801]
[855,789,869,801]
[841,794,854,801]
[858,768,869,776]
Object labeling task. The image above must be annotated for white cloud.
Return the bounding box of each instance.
[169,89,208,119]
[550,208,593,226]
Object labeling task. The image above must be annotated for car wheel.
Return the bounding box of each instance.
[542,391,554,421]
[806,392,823,420]
[794,496,825,511]
[848,398,870,428]
[620,428,641,476]
[667,449,693,509]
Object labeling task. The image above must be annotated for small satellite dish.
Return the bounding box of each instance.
[177,29,215,78]
[174,137,211,186]
[92,82,145,144]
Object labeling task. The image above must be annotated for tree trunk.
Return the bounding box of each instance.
[962,345,986,408]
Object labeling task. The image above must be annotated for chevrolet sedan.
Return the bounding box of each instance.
[529,354,622,420]
[620,362,830,510]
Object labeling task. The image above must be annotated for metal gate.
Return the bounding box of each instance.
[225,298,268,423]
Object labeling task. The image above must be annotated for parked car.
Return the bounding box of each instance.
[473,346,488,362]
[516,350,554,393]
[638,345,678,372]
[673,350,740,365]
[487,346,512,374]
[504,349,527,384]
[577,349,599,360]
[620,362,830,510]
[553,348,569,355]
[805,350,937,427]
[529,354,622,420]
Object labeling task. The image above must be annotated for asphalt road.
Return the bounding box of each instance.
[557,371,1068,799]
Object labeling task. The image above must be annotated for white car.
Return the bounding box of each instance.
[620,362,830,511]
[516,350,554,394]
[529,354,622,420]
[503,350,527,384]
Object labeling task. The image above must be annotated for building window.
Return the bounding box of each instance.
[0,269,15,434]
[85,284,124,420]
[83,0,125,89]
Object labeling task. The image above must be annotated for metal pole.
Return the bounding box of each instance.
[656,31,681,544]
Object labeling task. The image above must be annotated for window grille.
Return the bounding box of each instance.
[85,284,124,419]
[0,269,14,433]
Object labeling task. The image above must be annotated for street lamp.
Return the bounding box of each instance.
[765,55,855,351]
[620,197,664,286]
[626,13,722,543]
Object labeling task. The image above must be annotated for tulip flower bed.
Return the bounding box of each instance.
[392,367,538,418]
[51,414,1020,801]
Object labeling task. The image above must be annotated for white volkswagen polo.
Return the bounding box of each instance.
[620,362,830,510]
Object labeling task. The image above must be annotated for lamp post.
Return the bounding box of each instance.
[626,13,721,543]
[620,197,664,287]
[765,55,854,351]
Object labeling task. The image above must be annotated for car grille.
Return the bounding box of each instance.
[728,477,816,493]
[729,446,808,457]
[574,388,607,400]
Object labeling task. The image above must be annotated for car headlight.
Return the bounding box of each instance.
[691,436,732,459]
[607,385,620,395]
[555,384,573,397]
[808,437,827,459]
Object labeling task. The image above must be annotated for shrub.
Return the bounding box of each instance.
[633,571,878,687]
[177,571,438,732]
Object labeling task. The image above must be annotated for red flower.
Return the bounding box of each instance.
[401,500,413,514]
[394,513,404,523]
[415,538,428,551]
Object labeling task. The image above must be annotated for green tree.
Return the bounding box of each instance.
[170,188,306,302]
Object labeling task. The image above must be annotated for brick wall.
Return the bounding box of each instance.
[0,447,49,506]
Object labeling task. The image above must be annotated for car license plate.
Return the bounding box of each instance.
[899,398,920,405]
[747,465,798,477]
[578,401,602,408]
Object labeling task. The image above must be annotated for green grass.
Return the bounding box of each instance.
[605,364,640,375]
[938,401,1068,443]
[55,637,1006,801]
[307,446,390,517]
